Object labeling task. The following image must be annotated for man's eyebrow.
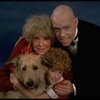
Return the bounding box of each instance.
[53,27,60,29]
[53,24,70,29]
[63,25,71,28]
[53,25,59,28]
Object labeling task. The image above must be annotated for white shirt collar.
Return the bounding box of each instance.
[74,28,78,40]
[73,28,78,43]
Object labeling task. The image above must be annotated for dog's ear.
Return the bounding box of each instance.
[6,56,20,67]
[41,56,54,68]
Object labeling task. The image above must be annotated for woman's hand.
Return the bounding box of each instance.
[54,80,74,96]
[10,73,17,85]
[10,73,21,90]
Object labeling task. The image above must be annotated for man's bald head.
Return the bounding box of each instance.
[51,4,78,47]
[51,4,76,24]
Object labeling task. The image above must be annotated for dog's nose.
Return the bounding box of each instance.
[26,80,34,87]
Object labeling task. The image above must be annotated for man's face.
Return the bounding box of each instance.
[52,16,78,46]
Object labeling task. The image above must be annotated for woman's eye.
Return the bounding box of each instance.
[44,37,50,40]
[59,71,62,74]
[34,37,39,40]
[50,69,55,72]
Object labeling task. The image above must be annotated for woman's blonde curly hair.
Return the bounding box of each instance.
[22,14,55,44]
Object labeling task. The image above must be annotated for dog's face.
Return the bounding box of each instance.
[10,53,48,89]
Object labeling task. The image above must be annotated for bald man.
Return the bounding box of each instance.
[52,4,100,99]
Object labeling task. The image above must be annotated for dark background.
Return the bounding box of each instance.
[0,1,100,67]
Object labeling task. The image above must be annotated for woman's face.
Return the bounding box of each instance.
[32,33,51,55]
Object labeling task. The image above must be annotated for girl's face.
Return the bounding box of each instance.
[32,32,51,55]
[47,70,63,85]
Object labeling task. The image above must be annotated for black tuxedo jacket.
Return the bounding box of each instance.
[53,19,100,99]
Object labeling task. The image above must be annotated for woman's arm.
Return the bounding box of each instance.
[0,64,14,91]
[0,37,28,92]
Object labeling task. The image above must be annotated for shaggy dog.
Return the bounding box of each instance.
[0,53,48,99]
[0,47,72,99]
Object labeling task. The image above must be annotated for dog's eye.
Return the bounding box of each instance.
[33,65,38,70]
[21,65,26,71]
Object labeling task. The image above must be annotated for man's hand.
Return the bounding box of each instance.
[54,80,74,96]
[21,42,32,54]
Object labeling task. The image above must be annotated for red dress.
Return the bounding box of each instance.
[0,36,29,91]
[0,36,73,99]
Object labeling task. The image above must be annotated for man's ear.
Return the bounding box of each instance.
[75,17,79,27]
[41,56,54,68]
[6,56,20,67]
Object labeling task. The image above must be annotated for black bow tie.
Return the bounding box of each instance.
[71,41,76,46]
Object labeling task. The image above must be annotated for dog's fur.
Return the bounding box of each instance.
[0,47,72,99]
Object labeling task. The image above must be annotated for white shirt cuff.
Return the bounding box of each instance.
[72,83,77,96]
[46,88,59,99]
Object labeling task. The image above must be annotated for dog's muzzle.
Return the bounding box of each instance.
[26,80,38,89]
